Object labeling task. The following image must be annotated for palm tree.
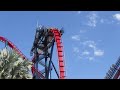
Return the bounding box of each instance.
[0,47,33,79]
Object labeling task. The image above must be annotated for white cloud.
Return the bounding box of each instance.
[73,47,80,53]
[71,35,80,41]
[83,40,96,46]
[87,12,98,27]
[88,44,96,49]
[88,57,94,60]
[100,19,104,23]
[113,14,120,21]
[86,41,104,57]
[73,40,104,61]
[79,30,86,33]
[94,49,104,56]
[83,40,104,57]
[100,18,115,24]
[77,11,81,14]
[71,28,104,61]
[82,50,90,55]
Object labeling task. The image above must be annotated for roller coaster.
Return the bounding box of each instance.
[0,26,65,79]
[105,57,120,79]
[0,25,120,79]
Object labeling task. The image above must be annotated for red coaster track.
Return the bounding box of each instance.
[0,28,66,79]
[31,28,65,79]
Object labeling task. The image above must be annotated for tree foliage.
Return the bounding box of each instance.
[0,48,33,79]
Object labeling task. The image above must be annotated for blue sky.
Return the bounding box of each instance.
[0,11,120,79]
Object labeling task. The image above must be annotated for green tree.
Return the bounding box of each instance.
[0,48,33,79]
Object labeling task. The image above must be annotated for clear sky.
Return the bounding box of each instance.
[0,11,120,79]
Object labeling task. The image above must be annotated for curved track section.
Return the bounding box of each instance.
[0,36,42,79]
[31,28,66,79]
[0,36,27,60]
[50,29,65,79]
[0,28,66,79]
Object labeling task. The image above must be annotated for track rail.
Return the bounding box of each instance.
[0,36,41,79]
[50,29,65,79]
[0,36,27,60]
[0,28,66,79]
[31,29,65,79]
[105,57,120,79]
[113,68,120,79]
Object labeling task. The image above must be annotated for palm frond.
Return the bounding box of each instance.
[0,48,33,79]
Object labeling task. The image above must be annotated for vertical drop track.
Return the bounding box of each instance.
[0,28,66,79]
[31,28,66,79]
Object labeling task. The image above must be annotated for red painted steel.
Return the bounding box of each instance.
[113,68,120,79]
[0,28,66,79]
[50,29,65,79]
[31,29,65,79]
[0,36,43,79]
[31,66,45,79]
